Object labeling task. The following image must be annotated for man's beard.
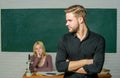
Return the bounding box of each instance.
[72,23,80,33]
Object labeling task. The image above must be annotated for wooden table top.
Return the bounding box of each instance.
[23,73,111,78]
[23,73,64,78]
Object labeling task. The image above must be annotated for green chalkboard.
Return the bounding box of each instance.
[1,8,117,53]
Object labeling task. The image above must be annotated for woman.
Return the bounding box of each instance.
[30,41,53,72]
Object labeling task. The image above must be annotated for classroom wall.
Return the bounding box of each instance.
[0,0,120,78]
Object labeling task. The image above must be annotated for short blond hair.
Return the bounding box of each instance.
[64,5,87,19]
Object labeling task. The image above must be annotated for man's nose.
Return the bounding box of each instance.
[66,22,68,26]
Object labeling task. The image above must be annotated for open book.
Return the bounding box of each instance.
[36,71,64,76]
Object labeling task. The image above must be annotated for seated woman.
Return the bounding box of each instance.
[30,41,53,72]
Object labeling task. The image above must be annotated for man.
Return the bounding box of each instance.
[56,5,105,78]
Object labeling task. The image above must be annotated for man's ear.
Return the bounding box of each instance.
[78,16,84,24]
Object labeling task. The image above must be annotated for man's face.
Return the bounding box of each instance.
[65,13,79,33]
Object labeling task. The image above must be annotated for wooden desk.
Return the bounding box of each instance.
[23,73,111,78]
[23,73,64,78]
[98,73,112,78]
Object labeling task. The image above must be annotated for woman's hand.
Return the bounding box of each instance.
[36,51,41,58]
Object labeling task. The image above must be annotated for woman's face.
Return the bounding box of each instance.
[35,44,43,55]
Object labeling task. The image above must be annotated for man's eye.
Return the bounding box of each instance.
[68,20,72,22]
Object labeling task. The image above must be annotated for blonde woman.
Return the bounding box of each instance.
[30,41,53,72]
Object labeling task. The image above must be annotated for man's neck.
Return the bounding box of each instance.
[76,24,88,41]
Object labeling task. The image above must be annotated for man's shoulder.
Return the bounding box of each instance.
[90,31,105,41]
[62,33,73,38]
[59,33,73,42]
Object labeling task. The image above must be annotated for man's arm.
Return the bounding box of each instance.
[68,59,93,71]
[75,67,87,74]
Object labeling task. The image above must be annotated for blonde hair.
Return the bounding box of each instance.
[64,5,87,19]
[33,41,46,56]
